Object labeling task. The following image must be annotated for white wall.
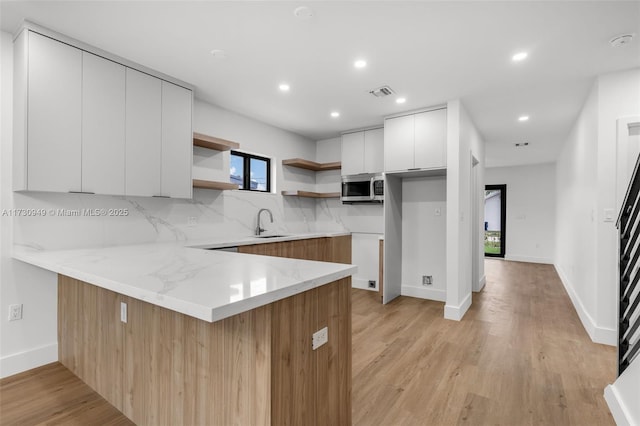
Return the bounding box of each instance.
[0,30,58,379]
[556,68,640,348]
[0,30,328,377]
[445,100,485,320]
[401,176,447,301]
[596,69,640,334]
[486,163,556,264]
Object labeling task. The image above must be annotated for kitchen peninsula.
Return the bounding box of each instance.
[14,233,355,426]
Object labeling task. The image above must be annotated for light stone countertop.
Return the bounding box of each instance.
[13,232,356,323]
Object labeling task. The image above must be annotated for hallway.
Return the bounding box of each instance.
[352,259,617,425]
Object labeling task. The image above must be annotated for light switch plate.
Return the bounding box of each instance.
[603,208,615,223]
[312,326,328,350]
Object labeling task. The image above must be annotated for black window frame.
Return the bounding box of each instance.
[230,150,271,193]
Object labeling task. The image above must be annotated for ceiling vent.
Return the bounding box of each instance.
[515,142,530,147]
[369,86,395,97]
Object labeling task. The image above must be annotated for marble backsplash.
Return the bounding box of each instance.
[12,189,322,250]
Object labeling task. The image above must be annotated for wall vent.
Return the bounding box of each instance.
[369,86,395,97]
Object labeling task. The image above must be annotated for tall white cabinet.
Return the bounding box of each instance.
[161,81,193,199]
[125,69,162,197]
[13,26,193,198]
[341,127,384,175]
[384,108,447,172]
[21,31,83,193]
[82,52,126,195]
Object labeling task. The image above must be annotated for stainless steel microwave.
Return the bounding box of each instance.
[341,174,384,204]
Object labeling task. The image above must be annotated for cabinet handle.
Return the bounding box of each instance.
[68,191,95,195]
[152,195,170,198]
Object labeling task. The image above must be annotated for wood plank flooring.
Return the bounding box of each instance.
[0,259,616,425]
[352,259,616,425]
[0,362,133,426]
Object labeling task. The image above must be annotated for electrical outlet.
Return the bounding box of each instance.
[312,327,328,350]
[368,280,376,289]
[8,304,23,321]
[422,275,433,286]
[120,302,127,323]
[187,216,198,227]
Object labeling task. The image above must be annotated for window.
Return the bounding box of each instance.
[230,151,271,192]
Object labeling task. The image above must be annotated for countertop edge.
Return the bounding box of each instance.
[13,234,357,323]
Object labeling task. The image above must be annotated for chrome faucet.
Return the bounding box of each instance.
[256,208,273,236]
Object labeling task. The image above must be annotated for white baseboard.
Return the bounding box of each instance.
[505,255,554,264]
[0,342,58,378]
[604,385,632,426]
[444,292,472,321]
[401,285,446,302]
[473,274,486,292]
[352,277,378,292]
[554,264,616,346]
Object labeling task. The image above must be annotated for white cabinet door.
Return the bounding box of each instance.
[125,69,162,197]
[27,31,82,192]
[414,108,447,169]
[363,128,384,174]
[341,131,365,175]
[82,52,126,195]
[161,81,193,198]
[384,114,414,172]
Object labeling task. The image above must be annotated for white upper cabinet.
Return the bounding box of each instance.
[342,127,384,175]
[161,81,193,199]
[341,131,365,175]
[414,109,447,169]
[82,52,126,195]
[363,128,384,174]
[125,69,162,197]
[384,108,447,172]
[384,114,414,172]
[14,26,193,198]
[25,31,82,192]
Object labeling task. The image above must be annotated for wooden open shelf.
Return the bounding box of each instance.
[282,158,341,172]
[193,179,239,191]
[193,132,240,151]
[281,190,340,199]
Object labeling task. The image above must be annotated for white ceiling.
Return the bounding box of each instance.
[1,1,639,167]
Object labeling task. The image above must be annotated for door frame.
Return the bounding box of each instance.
[485,184,506,258]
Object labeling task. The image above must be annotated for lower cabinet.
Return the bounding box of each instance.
[238,235,352,264]
[57,236,352,426]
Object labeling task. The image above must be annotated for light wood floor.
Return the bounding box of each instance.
[352,259,616,425]
[0,260,616,425]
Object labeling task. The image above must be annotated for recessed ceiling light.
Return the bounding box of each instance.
[330,111,340,118]
[279,83,290,92]
[293,6,314,20]
[518,115,530,122]
[396,97,406,104]
[354,59,367,69]
[512,52,528,62]
[210,49,228,59]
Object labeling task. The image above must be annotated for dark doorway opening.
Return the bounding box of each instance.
[484,184,506,258]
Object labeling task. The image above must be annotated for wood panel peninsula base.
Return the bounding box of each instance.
[58,274,352,426]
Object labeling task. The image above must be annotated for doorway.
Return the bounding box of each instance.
[484,184,506,258]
